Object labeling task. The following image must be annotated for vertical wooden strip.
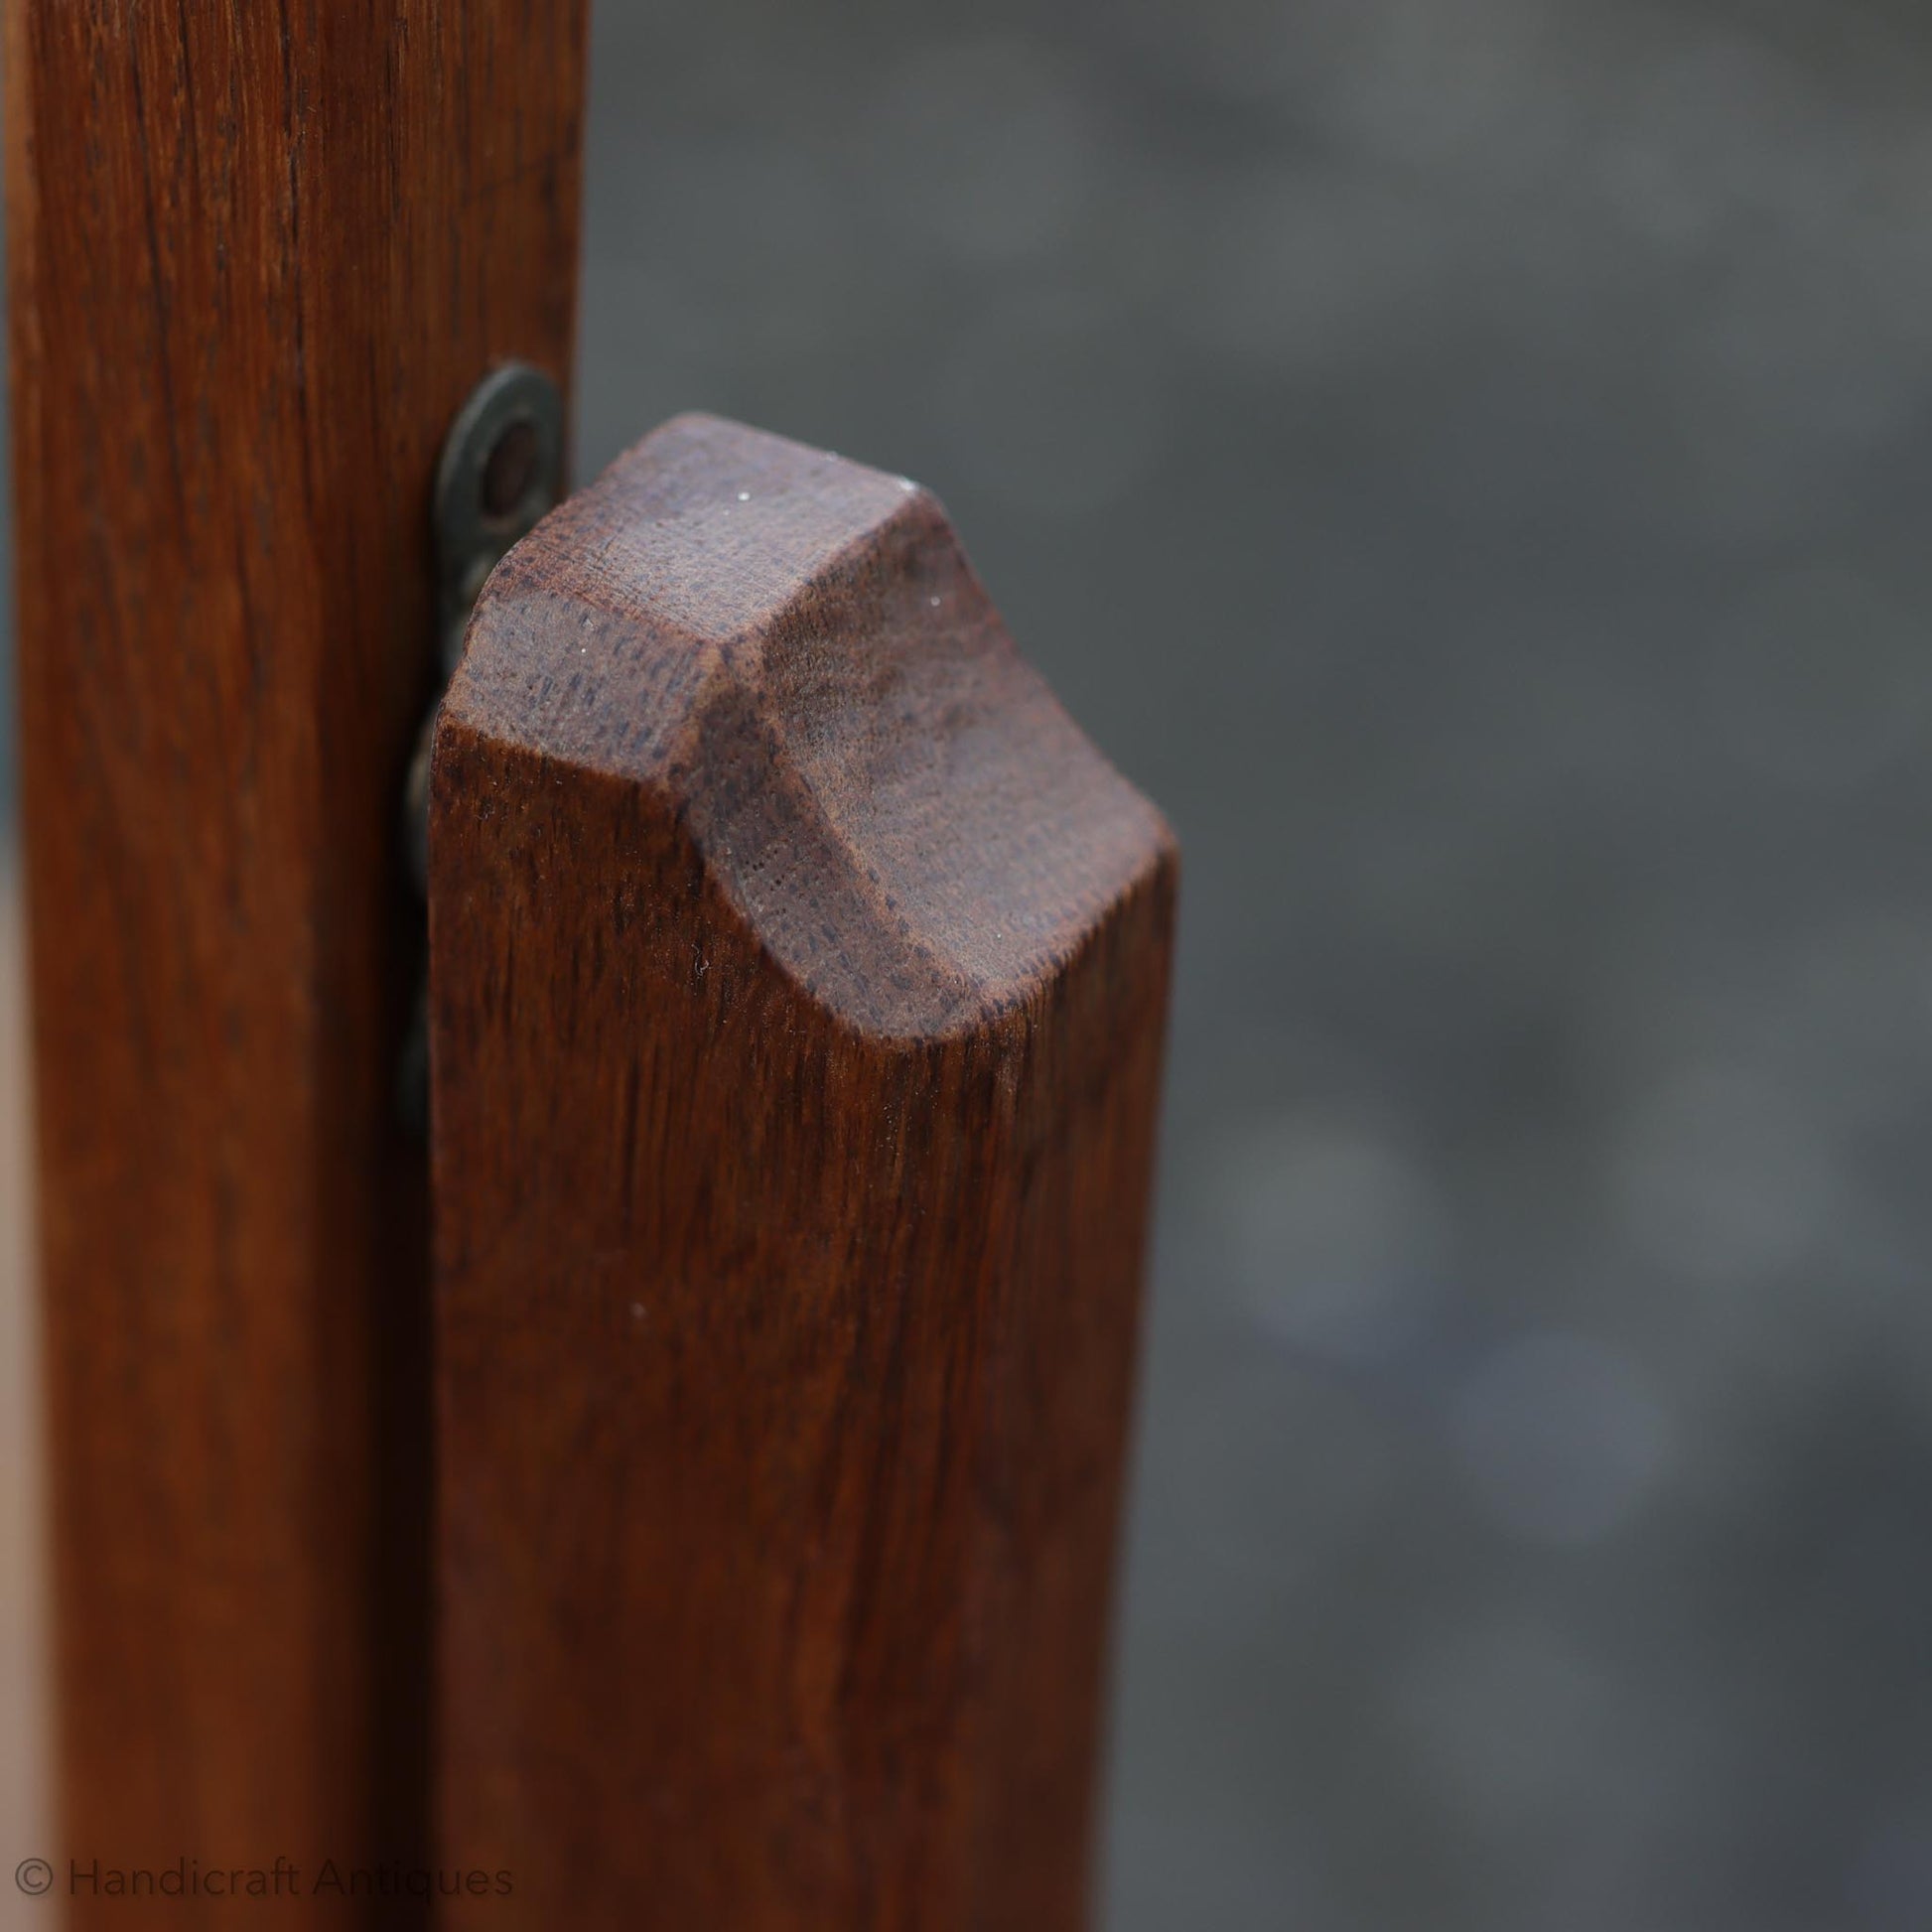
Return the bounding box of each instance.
[5,2,587,1909]
[429,416,1177,1927]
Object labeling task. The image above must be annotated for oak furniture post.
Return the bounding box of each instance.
[429,416,1176,1927]
[6,3,587,1909]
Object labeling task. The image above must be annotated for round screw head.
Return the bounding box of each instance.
[434,361,564,583]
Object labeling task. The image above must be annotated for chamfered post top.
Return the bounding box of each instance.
[438,413,1175,1040]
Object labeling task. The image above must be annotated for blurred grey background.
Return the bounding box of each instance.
[11,0,1932,1926]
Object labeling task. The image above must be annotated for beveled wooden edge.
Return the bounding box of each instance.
[441,413,1175,1044]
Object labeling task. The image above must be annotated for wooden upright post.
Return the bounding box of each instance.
[6,4,587,1910]
[429,416,1176,1926]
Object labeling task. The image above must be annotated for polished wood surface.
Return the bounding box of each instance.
[429,416,1176,1927]
[6,4,587,1911]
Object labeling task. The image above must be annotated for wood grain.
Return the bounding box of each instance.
[5,3,586,1914]
[429,416,1177,1928]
